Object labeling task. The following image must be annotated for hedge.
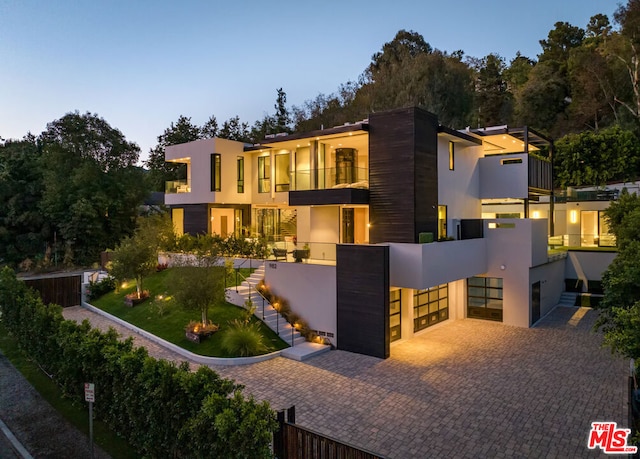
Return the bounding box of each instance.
[0,267,276,458]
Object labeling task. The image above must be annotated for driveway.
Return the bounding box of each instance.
[63,305,627,458]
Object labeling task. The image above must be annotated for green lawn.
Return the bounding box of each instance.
[90,269,289,357]
[0,323,139,458]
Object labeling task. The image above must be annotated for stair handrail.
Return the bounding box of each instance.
[233,265,295,346]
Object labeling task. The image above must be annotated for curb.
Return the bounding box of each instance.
[0,418,33,459]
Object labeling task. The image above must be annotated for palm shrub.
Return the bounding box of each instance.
[221,319,268,357]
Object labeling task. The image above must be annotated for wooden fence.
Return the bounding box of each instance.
[22,273,81,307]
[274,406,385,459]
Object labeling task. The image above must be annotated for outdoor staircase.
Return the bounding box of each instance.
[232,264,307,347]
[558,291,579,307]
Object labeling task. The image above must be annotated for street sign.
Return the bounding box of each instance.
[84,383,95,402]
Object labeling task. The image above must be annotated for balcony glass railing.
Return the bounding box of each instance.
[165,179,191,194]
[268,241,337,265]
[292,167,368,191]
[554,189,621,202]
[548,233,616,248]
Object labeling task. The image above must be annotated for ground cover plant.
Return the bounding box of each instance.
[90,268,288,357]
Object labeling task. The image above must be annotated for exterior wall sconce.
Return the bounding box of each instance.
[570,210,578,224]
[500,264,506,271]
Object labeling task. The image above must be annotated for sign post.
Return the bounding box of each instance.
[84,383,95,459]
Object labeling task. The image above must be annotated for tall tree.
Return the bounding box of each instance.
[474,53,512,127]
[201,115,219,139]
[274,88,291,134]
[595,190,640,359]
[39,112,148,265]
[0,135,49,266]
[145,115,201,192]
[553,126,640,187]
[218,116,250,142]
[608,0,640,125]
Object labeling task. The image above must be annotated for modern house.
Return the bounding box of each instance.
[164,106,607,359]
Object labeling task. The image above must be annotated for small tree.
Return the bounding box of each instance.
[109,214,171,299]
[169,253,225,325]
[109,235,156,299]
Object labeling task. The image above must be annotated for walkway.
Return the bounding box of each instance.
[62,306,627,458]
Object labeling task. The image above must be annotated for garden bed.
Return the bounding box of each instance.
[90,270,288,357]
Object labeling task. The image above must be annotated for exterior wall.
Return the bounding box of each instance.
[296,206,311,242]
[264,262,337,345]
[388,239,487,289]
[165,138,250,206]
[479,153,528,199]
[437,136,482,232]
[336,244,390,358]
[484,218,542,327]
[310,206,340,244]
[565,251,616,281]
[369,107,439,243]
[529,259,565,323]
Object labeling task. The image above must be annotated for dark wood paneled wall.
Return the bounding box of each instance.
[24,275,81,307]
[368,107,439,243]
[182,204,209,235]
[336,244,390,359]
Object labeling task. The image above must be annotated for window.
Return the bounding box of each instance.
[414,284,448,332]
[501,158,523,165]
[275,153,290,192]
[438,205,447,240]
[237,156,244,193]
[449,141,454,171]
[467,277,503,322]
[258,156,271,193]
[210,154,221,192]
[390,289,401,342]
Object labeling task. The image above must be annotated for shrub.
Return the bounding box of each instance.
[87,276,116,301]
[0,266,276,456]
[220,320,268,357]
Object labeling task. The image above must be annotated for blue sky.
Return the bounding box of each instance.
[0,0,619,162]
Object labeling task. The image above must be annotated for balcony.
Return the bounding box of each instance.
[165,179,191,194]
[267,241,337,265]
[388,238,487,289]
[289,167,369,206]
[292,167,368,191]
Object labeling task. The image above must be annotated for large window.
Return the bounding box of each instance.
[211,154,221,192]
[237,156,244,193]
[467,277,503,322]
[414,284,448,332]
[275,153,290,192]
[258,156,271,193]
[390,289,401,342]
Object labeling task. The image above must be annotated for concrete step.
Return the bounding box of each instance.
[281,342,331,361]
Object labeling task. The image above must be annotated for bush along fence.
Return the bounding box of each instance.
[0,267,277,458]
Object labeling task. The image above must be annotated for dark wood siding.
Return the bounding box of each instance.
[528,156,552,192]
[368,107,439,243]
[336,244,389,359]
[24,274,81,307]
[414,109,440,239]
[182,204,208,235]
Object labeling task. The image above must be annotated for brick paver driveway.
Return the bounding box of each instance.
[64,305,627,458]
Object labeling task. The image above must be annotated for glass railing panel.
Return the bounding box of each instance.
[292,167,368,191]
[548,234,617,248]
[165,179,190,194]
[267,241,337,265]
